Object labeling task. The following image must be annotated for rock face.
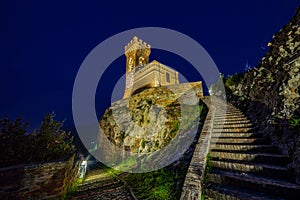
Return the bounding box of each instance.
[226,7,300,183]
[98,83,205,169]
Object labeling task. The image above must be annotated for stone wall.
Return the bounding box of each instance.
[124,60,180,99]
[226,7,300,183]
[180,97,214,200]
[166,82,204,99]
[0,155,80,199]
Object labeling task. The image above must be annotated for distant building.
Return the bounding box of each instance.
[123,36,179,99]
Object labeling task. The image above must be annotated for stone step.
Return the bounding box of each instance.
[212,144,278,153]
[213,123,253,128]
[213,116,249,120]
[71,185,133,200]
[214,114,245,118]
[211,138,267,145]
[213,118,250,123]
[212,127,254,133]
[206,171,300,198]
[216,110,242,113]
[216,109,242,112]
[84,173,111,182]
[214,114,244,117]
[204,183,282,200]
[203,100,299,199]
[211,132,262,138]
[215,110,242,112]
[214,111,245,115]
[210,152,290,166]
[76,178,122,193]
[213,120,251,125]
[210,160,291,180]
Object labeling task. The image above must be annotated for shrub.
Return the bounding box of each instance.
[0,113,75,166]
[225,72,242,88]
[33,112,75,161]
[289,117,300,127]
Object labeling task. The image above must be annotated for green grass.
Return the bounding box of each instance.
[200,153,212,200]
[62,177,85,199]
[113,155,138,172]
[289,117,300,127]
[205,153,212,173]
[173,120,180,132]
[225,72,241,88]
[203,153,212,184]
[267,74,274,82]
[120,169,177,200]
[141,139,146,148]
[238,96,244,102]
[201,192,207,200]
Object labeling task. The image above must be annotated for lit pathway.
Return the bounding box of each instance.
[70,162,134,200]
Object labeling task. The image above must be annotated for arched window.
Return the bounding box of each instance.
[139,57,145,65]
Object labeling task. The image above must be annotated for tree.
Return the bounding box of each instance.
[33,112,75,161]
[0,115,29,164]
[0,113,76,166]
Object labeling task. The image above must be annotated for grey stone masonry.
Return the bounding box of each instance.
[0,155,80,199]
[203,100,300,199]
[180,96,216,200]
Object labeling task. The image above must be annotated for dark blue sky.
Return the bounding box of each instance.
[0,1,299,129]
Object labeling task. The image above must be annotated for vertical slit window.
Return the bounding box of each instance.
[166,72,170,83]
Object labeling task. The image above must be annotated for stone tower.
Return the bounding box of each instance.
[123,36,151,98]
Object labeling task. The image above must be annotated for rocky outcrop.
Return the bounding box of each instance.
[98,83,205,170]
[226,7,300,183]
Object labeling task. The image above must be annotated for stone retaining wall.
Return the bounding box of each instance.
[166,82,204,99]
[0,155,80,199]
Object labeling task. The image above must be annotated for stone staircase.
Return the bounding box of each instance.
[203,102,300,199]
[70,162,134,200]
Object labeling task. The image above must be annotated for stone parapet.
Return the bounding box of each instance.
[0,155,80,199]
[180,97,215,200]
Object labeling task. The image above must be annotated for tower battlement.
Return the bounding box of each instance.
[124,36,151,54]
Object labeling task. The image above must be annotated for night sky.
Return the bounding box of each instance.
[0,1,299,130]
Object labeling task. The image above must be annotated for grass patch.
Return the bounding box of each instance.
[200,153,212,200]
[225,72,242,88]
[289,117,300,127]
[205,153,212,173]
[112,155,138,172]
[267,73,274,83]
[203,153,212,184]
[120,169,178,200]
[63,177,85,200]
[201,191,207,200]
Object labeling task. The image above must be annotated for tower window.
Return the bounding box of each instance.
[166,72,170,83]
[139,57,145,65]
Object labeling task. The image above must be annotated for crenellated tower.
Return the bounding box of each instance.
[123,36,151,98]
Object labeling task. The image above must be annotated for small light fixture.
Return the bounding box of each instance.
[79,160,88,178]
